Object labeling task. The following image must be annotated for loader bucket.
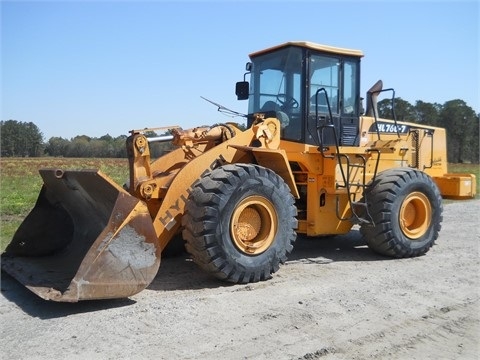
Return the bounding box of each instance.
[1,169,161,302]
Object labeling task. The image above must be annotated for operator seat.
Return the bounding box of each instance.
[261,101,280,112]
[260,100,290,130]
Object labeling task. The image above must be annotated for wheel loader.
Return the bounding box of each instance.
[2,41,476,302]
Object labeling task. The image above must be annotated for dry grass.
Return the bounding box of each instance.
[0,158,478,252]
[0,158,128,250]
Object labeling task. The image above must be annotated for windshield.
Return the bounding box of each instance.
[248,47,302,113]
[248,47,304,140]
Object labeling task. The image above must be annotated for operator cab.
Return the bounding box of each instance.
[236,41,364,147]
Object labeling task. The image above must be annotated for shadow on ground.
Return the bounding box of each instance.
[0,271,135,319]
[1,229,388,317]
[147,229,389,292]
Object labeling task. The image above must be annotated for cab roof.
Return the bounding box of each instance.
[249,41,364,58]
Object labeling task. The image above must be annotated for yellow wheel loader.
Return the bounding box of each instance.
[2,41,476,302]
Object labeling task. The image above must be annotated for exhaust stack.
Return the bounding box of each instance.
[365,80,383,118]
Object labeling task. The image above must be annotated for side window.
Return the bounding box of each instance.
[309,56,339,113]
[342,60,358,115]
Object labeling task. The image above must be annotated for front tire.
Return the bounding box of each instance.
[360,168,443,257]
[182,164,297,283]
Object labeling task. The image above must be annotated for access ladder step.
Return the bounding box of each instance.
[350,201,374,225]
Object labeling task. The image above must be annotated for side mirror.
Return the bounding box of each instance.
[235,81,249,100]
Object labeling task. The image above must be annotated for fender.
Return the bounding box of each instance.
[228,144,299,199]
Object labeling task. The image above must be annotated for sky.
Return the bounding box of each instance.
[1,0,479,140]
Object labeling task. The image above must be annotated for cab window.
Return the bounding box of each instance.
[309,55,339,114]
[342,60,359,115]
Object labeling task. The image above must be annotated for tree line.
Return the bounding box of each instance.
[377,98,479,163]
[0,121,173,158]
[1,98,479,163]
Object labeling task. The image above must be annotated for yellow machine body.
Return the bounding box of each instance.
[281,116,475,236]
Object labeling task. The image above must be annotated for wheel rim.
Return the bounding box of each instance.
[230,196,277,255]
[399,192,432,240]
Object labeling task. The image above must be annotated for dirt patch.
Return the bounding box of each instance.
[1,199,479,359]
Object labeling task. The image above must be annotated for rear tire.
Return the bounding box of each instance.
[182,164,297,283]
[360,168,443,257]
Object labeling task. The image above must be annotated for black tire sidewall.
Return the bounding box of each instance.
[388,174,442,251]
[362,168,443,257]
[214,167,294,271]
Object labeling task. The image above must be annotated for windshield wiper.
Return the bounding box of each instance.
[201,96,247,118]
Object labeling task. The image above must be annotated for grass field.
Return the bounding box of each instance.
[0,158,478,252]
[0,158,129,251]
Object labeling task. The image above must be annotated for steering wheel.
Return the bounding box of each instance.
[276,94,299,110]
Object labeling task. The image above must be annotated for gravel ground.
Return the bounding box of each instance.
[1,199,479,360]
